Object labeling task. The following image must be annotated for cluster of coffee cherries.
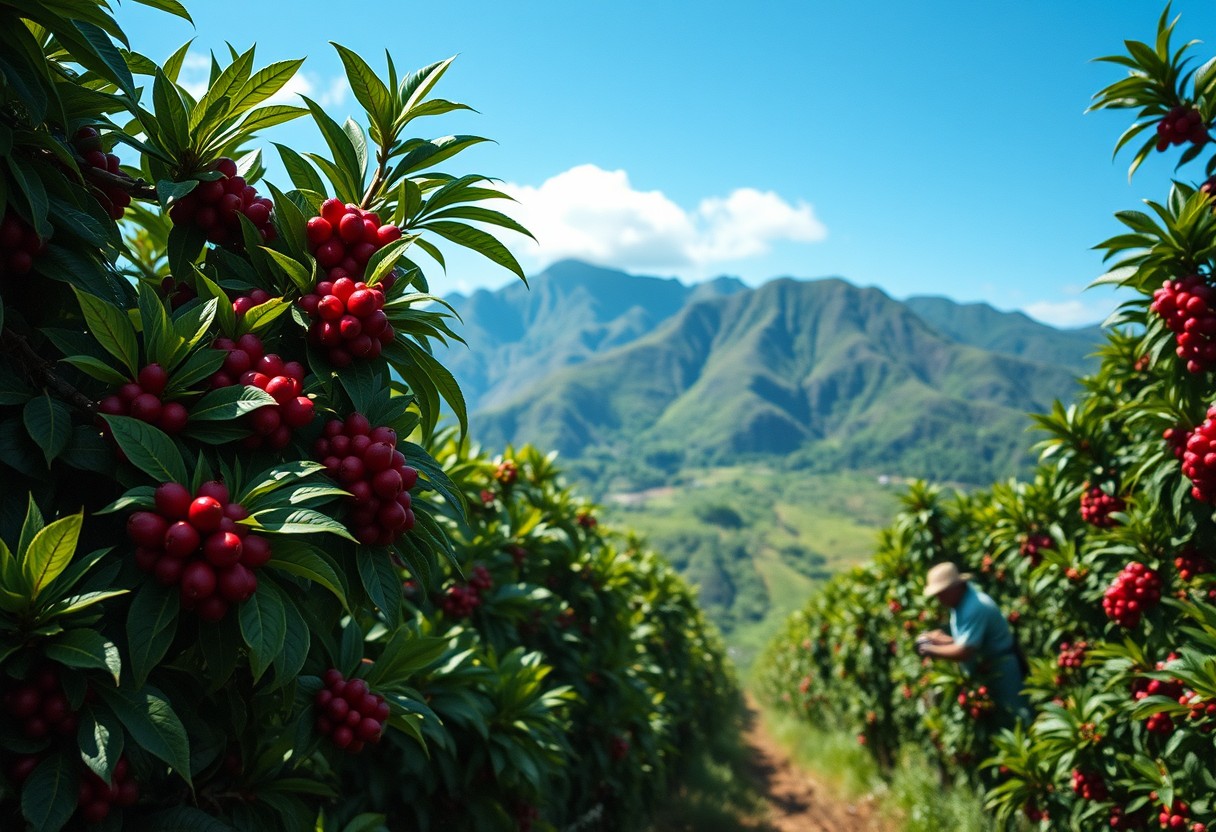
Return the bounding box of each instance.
[1182,406,1216,502]
[513,802,540,832]
[160,276,197,310]
[1110,805,1152,831]
[1103,562,1162,627]
[1132,654,1184,703]
[1019,532,1053,563]
[508,544,528,569]
[127,481,269,621]
[494,459,518,487]
[1055,640,1089,685]
[0,213,46,280]
[1022,803,1048,824]
[1180,690,1216,732]
[306,198,403,282]
[211,335,313,449]
[1174,547,1213,582]
[98,363,189,435]
[1165,425,1189,460]
[609,735,630,761]
[1080,485,1125,527]
[576,510,597,529]
[72,127,132,219]
[1156,106,1208,151]
[299,276,397,367]
[440,565,493,618]
[167,158,275,245]
[1156,798,1201,831]
[1071,769,1108,802]
[956,685,994,720]
[2,665,78,739]
[314,414,417,545]
[314,670,389,754]
[1150,274,1216,373]
[231,287,273,317]
[77,758,140,823]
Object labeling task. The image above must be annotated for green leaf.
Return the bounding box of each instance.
[237,105,308,135]
[189,385,276,422]
[261,247,314,295]
[421,220,526,282]
[393,135,489,178]
[190,45,254,132]
[101,415,188,484]
[332,43,391,132]
[271,599,310,688]
[23,395,72,467]
[167,345,226,393]
[78,708,124,782]
[356,546,402,624]
[241,298,292,339]
[126,581,180,688]
[301,96,363,199]
[153,68,191,153]
[61,355,128,386]
[138,280,180,368]
[24,512,82,599]
[274,143,327,195]
[396,338,467,437]
[363,235,415,287]
[172,297,219,360]
[95,684,192,785]
[21,752,78,832]
[73,21,137,98]
[167,222,207,278]
[6,154,50,236]
[130,0,193,23]
[364,633,447,687]
[197,614,242,691]
[249,507,355,540]
[73,287,138,376]
[266,538,349,609]
[45,630,121,683]
[236,460,327,504]
[239,579,287,682]
[229,59,306,114]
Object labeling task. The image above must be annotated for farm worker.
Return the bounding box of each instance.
[914,562,1030,725]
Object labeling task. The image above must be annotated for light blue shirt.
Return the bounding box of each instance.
[950,584,1028,721]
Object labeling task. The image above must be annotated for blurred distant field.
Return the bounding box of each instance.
[601,466,903,669]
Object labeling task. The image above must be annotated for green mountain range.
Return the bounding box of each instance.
[442,260,1102,489]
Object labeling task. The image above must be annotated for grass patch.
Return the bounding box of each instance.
[755,700,997,832]
[646,695,769,832]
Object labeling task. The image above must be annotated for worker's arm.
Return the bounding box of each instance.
[916,636,975,662]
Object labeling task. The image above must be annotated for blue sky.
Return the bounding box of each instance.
[118,1,1216,327]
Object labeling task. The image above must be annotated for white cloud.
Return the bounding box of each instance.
[1023,298,1117,328]
[500,164,826,274]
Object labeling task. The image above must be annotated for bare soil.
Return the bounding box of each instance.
[738,699,889,832]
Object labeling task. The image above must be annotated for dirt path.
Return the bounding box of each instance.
[739,698,889,832]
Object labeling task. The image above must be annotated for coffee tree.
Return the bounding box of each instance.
[0,2,737,830]
[758,7,1216,831]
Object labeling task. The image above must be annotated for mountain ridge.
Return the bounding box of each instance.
[438,260,1103,486]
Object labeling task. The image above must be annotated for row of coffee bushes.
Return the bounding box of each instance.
[757,10,1216,831]
[0,2,735,829]
[340,439,738,831]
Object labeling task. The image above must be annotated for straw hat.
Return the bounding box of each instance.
[923,562,972,597]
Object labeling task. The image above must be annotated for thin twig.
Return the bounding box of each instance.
[1,329,98,414]
[81,166,159,201]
